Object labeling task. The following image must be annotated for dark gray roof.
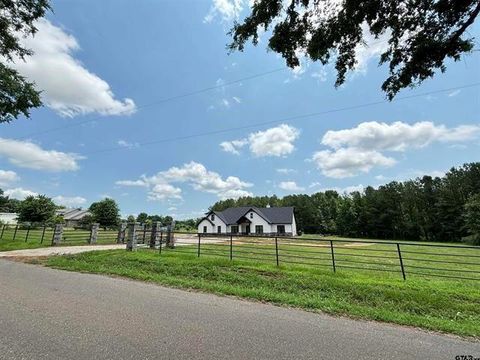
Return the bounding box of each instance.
[56,208,91,221]
[208,206,294,225]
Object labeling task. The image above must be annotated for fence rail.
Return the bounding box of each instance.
[156,232,480,282]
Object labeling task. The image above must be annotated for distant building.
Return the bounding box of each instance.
[197,206,297,236]
[0,213,18,225]
[56,208,91,227]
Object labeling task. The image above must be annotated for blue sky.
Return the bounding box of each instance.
[0,0,479,219]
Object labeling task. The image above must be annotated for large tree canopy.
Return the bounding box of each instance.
[0,0,50,123]
[229,0,480,99]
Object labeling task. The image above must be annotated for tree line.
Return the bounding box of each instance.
[210,162,480,244]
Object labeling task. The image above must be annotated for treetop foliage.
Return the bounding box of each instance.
[0,0,51,123]
[211,162,480,243]
[229,0,480,99]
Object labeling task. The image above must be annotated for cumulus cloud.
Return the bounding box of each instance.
[278,181,305,192]
[115,179,148,187]
[9,19,136,117]
[220,139,248,155]
[312,148,396,178]
[221,124,300,157]
[116,161,253,201]
[204,0,244,23]
[322,121,480,151]
[53,195,87,207]
[313,121,480,178]
[117,140,139,149]
[0,138,83,172]
[4,187,38,200]
[0,170,19,187]
[276,168,297,174]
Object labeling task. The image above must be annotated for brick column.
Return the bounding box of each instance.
[52,224,63,246]
[126,222,139,251]
[89,223,99,244]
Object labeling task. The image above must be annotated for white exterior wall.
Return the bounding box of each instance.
[198,210,297,236]
[0,213,18,225]
[197,214,227,234]
[243,210,273,233]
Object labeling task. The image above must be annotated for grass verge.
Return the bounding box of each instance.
[42,249,480,338]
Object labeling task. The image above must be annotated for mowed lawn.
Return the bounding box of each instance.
[0,226,118,251]
[42,239,480,338]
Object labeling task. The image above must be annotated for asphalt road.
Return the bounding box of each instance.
[0,259,478,360]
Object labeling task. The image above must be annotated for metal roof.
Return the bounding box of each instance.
[56,208,91,221]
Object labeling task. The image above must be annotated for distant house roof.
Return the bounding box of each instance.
[56,208,91,221]
[206,206,294,225]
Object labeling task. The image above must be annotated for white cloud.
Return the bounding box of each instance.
[117,161,253,201]
[9,19,136,117]
[4,187,38,200]
[448,89,461,97]
[0,137,83,172]
[312,148,396,178]
[220,139,248,155]
[313,121,480,178]
[222,124,300,157]
[148,183,182,201]
[322,121,480,151]
[278,181,305,192]
[249,124,300,157]
[204,0,245,23]
[117,139,139,149]
[0,170,19,187]
[115,179,148,187]
[309,181,322,188]
[276,168,297,174]
[53,195,87,207]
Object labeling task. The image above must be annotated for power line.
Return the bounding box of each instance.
[8,67,287,142]
[80,82,480,156]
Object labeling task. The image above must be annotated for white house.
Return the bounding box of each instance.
[0,212,18,225]
[197,206,297,236]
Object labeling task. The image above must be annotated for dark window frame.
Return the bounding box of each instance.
[231,225,239,233]
[217,225,221,233]
[277,225,285,234]
[255,225,263,234]
[203,226,207,233]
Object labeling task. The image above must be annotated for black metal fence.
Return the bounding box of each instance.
[158,232,480,281]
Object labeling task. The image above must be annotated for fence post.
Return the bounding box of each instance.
[159,231,163,255]
[142,224,147,244]
[229,234,233,260]
[117,222,127,244]
[89,223,99,245]
[396,243,406,280]
[275,236,279,266]
[0,224,5,239]
[166,224,175,248]
[40,225,46,244]
[197,233,201,257]
[150,221,161,249]
[126,222,139,251]
[12,225,18,241]
[52,224,63,246]
[24,225,31,243]
[330,240,336,272]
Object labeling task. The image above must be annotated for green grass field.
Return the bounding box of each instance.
[42,248,480,338]
[0,226,118,251]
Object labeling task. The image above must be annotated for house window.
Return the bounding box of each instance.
[255,225,263,234]
[277,225,285,234]
[211,214,215,221]
[203,226,207,233]
[217,226,221,233]
[250,212,253,219]
[231,225,239,233]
